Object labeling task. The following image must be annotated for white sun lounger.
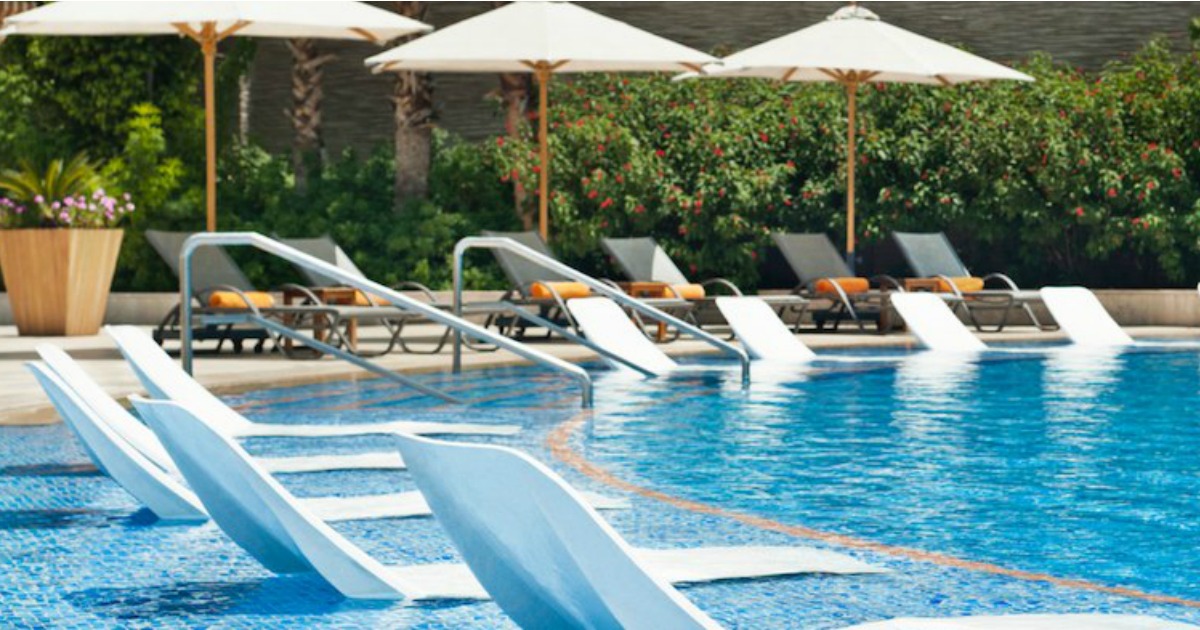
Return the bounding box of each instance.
[1039,287,1135,347]
[27,363,433,523]
[396,434,1196,630]
[714,297,900,365]
[890,293,988,353]
[35,344,406,474]
[565,297,681,375]
[105,325,518,437]
[134,397,882,601]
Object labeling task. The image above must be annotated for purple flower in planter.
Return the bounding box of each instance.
[64,197,75,208]
[125,203,135,212]
[59,211,71,223]
[122,193,131,201]
[15,206,25,215]
[33,195,44,204]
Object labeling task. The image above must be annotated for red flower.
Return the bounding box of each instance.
[1107,188,1118,198]
[1074,207,1084,217]
[759,132,769,142]
[786,160,796,169]
[655,149,666,158]
[599,197,614,209]
[633,204,645,214]
[693,199,703,209]
[597,144,606,153]
[587,190,599,200]
[678,225,688,236]
[1147,180,1157,190]
[496,137,505,147]
[1148,142,1159,151]
[714,147,725,157]
[1173,168,1183,179]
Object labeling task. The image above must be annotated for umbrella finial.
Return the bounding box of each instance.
[829,4,879,21]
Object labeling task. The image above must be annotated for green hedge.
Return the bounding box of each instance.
[492,38,1200,288]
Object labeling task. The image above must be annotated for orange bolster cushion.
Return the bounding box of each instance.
[354,290,379,307]
[530,281,592,300]
[934,276,985,293]
[814,277,870,295]
[208,290,275,309]
[662,283,706,300]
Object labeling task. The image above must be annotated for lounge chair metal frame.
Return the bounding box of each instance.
[277,235,455,356]
[176,232,597,408]
[601,236,808,339]
[478,231,692,344]
[772,233,902,333]
[453,236,752,388]
[893,231,1054,333]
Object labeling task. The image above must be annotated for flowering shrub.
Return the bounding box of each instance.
[491,37,1200,288]
[0,154,135,228]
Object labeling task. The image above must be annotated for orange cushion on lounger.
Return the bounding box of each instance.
[662,283,706,300]
[353,290,380,307]
[814,277,870,295]
[208,290,275,309]
[530,281,592,300]
[934,276,985,293]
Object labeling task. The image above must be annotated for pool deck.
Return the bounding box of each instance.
[4,323,1200,425]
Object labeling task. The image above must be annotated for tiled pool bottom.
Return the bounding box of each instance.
[3,355,1200,628]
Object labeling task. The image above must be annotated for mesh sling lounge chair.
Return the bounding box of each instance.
[147,230,406,358]
[480,230,689,341]
[772,233,901,332]
[133,398,883,601]
[277,235,455,355]
[26,360,453,523]
[106,325,520,438]
[397,436,1194,630]
[892,232,1052,333]
[602,236,808,334]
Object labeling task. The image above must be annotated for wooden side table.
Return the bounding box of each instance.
[903,278,943,293]
[282,286,359,351]
[614,281,670,341]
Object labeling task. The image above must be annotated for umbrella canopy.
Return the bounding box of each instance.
[366,1,716,240]
[701,4,1033,268]
[4,1,432,231]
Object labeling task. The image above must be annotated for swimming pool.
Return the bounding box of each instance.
[3,346,1200,627]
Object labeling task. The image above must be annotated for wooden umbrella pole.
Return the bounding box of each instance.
[201,22,218,232]
[536,64,551,241]
[845,79,858,271]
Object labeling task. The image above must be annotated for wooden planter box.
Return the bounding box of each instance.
[0,228,124,336]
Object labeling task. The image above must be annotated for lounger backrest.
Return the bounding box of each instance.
[565,297,678,376]
[104,326,250,435]
[37,344,176,472]
[892,232,971,278]
[771,233,853,285]
[481,230,572,288]
[134,397,403,598]
[27,363,207,522]
[144,229,256,293]
[601,237,691,285]
[277,236,366,287]
[396,434,720,629]
[716,297,816,362]
[1039,287,1134,347]
[890,293,987,352]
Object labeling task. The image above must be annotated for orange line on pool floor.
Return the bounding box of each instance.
[546,412,1200,610]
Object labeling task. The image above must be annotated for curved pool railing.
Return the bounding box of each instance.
[452,236,751,389]
[178,232,594,408]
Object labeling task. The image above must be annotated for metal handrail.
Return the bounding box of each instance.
[179,232,594,407]
[452,236,751,388]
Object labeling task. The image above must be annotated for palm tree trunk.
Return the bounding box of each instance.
[286,38,335,193]
[389,1,433,210]
[491,1,535,228]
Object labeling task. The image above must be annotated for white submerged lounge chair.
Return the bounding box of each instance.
[396,434,1197,630]
[105,325,518,437]
[134,397,884,601]
[714,297,901,364]
[1038,287,1134,347]
[26,360,439,523]
[565,297,687,376]
[889,293,989,353]
[34,344,406,474]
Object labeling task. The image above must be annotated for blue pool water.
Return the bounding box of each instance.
[4,346,1200,627]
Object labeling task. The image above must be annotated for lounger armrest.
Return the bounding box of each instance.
[870,274,903,291]
[392,281,440,305]
[982,272,1021,291]
[276,283,326,306]
[699,278,744,296]
[597,277,626,293]
[933,274,964,297]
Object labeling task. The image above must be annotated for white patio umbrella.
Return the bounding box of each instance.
[366,1,715,241]
[3,1,431,231]
[699,4,1032,268]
